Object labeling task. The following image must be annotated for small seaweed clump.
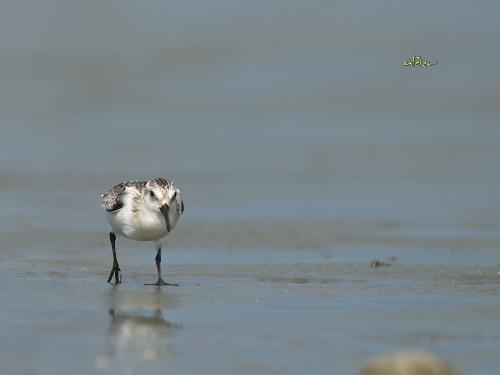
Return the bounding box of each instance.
[370,260,392,268]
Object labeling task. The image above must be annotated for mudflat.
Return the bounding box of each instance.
[1,220,499,374]
[1,1,499,373]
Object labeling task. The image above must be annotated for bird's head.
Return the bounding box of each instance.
[145,178,184,229]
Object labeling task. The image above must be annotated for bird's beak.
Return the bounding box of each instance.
[181,201,184,214]
[160,204,171,232]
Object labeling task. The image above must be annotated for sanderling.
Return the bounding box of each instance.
[101,177,184,286]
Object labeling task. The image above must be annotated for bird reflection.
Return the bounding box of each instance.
[102,288,181,363]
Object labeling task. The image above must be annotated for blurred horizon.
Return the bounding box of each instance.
[0,0,499,226]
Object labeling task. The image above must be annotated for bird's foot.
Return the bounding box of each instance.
[107,264,122,284]
[144,277,179,286]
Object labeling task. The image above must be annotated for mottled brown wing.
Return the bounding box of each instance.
[101,180,148,212]
[101,185,125,212]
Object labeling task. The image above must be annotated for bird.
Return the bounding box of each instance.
[101,177,184,286]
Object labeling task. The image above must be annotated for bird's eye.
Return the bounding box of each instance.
[150,191,155,198]
[172,191,177,200]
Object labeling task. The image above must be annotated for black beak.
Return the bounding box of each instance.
[181,201,184,214]
[160,204,171,232]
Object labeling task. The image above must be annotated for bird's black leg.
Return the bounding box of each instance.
[145,247,178,286]
[107,232,121,284]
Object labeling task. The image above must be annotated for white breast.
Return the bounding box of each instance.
[106,204,169,241]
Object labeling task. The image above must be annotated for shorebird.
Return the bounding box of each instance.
[101,178,184,286]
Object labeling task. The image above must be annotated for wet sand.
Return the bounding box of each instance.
[1,1,500,374]
[1,220,500,374]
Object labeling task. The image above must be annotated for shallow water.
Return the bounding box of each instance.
[2,237,500,375]
[1,1,500,374]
